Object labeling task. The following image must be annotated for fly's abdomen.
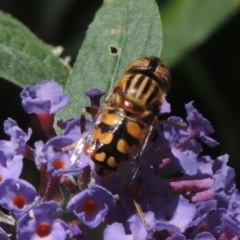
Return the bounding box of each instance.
[91,108,149,175]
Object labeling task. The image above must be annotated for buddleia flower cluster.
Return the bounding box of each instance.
[0,79,240,240]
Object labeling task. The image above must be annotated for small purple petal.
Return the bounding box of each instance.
[68,224,83,238]
[194,232,215,240]
[186,200,217,232]
[167,233,186,240]
[222,190,240,236]
[64,117,91,141]
[199,135,219,147]
[160,100,171,114]
[156,196,196,233]
[0,155,23,181]
[104,223,132,240]
[161,116,202,175]
[0,141,15,165]
[105,213,155,240]
[34,141,46,170]
[127,212,156,239]
[185,101,219,147]
[57,118,73,130]
[213,154,235,194]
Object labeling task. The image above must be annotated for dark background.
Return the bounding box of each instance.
[0,1,240,186]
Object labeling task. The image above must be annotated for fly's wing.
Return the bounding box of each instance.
[70,105,124,166]
[132,125,154,178]
[70,125,96,165]
[118,125,154,185]
[116,125,154,201]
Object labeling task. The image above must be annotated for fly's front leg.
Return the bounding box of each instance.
[155,119,186,128]
[80,108,87,134]
[61,142,78,152]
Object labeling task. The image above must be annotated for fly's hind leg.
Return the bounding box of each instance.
[133,200,149,228]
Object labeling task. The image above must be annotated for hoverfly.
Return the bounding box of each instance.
[69,56,171,179]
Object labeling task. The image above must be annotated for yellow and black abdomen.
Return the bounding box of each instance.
[91,108,150,176]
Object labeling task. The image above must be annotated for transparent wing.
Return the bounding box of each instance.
[70,105,123,166]
[117,124,154,185]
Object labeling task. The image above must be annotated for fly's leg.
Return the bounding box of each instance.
[156,119,186,127]
[80,108,87,133]
[61,142,78,152]
[133,200,149,228]
[85,106,99,119]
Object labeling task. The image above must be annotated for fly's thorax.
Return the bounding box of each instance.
[105,57,170,123]
[125,56,171,95]
[105,73,165,124]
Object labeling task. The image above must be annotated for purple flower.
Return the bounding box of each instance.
[67,184,115,228]
[17,201,70,240]
[20,80,69,115]
[0,178,38,219]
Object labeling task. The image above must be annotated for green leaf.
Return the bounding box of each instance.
[160,0,239,68]
[0,10,70,87]
[56,0,162,123]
